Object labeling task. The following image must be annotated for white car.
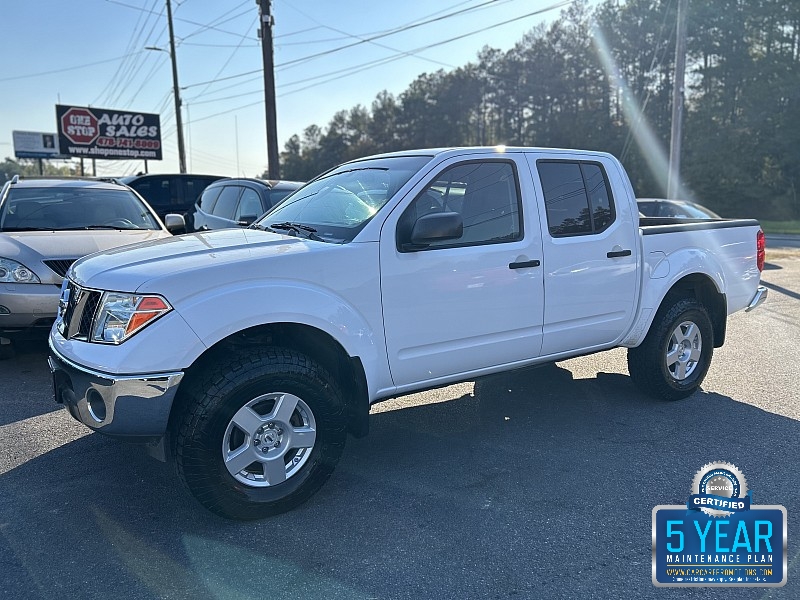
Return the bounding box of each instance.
[49,147,767,519]
[0,177,181,353]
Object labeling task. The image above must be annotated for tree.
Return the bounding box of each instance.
[0,157,76,184]
[278,0,800,219]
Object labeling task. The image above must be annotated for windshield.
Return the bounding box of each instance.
[0,187,162,231]
[257,155,432,242]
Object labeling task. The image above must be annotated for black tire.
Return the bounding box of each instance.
[175,347,347,520]
[0,338,14,361]
[627,297,714,401]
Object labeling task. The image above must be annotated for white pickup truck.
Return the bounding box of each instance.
[48,147,767,519]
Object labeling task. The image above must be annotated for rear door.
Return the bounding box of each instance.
[380,153,545,387]
[527,154,639,355]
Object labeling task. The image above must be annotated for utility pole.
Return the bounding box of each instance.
[258,0,280,179]
[667,0,688,199]
[166,0,187,173]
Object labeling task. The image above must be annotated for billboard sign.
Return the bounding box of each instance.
[56,104,162,161]
[12,130,65,159]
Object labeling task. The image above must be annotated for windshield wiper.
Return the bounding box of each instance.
[264,222,326,242]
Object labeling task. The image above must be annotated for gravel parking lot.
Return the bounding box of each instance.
[1,253,798,600]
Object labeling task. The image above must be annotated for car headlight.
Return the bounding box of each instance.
[91,292,172,344]
[0,257,41,283]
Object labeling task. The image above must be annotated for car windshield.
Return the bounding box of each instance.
[256,155,432,243]
[0,187,161,231]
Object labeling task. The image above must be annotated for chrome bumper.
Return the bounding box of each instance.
[48,342,183,438]
[745,285,768,312]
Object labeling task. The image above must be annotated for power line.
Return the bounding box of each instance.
[180,41,259,48]
[192,14,259,100]
[92,0,156,104]
[185,0,572,124]
[279,1,574,97]
[179,5,254,41]
[276,0,517,71]
[105,4,167,107]
[181,0,515,90]
[0,51,148,83]
[104,0,252,40]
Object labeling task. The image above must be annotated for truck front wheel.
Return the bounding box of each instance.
[627,297,714,401]
[175,347,347,519]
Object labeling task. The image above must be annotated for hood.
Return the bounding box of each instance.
[0,229,171,281]
[70,228,333,295]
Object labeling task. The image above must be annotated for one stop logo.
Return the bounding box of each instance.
[60,107,98,145]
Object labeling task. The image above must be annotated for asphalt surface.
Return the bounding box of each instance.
[1,253,799,600]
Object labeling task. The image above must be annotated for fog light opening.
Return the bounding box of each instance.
[0,305,10,315]
[86,389,107,423]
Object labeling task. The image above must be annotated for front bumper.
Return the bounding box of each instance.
[0,283,60,332]
[745,285,768,312]
[48,341,184,439]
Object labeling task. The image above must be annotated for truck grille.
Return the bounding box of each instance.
[58,281,102,341]
[43,259,78,278]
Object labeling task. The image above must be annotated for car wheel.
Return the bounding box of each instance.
[175,347,347,520]
[627,297,714,401]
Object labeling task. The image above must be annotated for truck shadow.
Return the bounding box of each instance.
[0,363,795,600]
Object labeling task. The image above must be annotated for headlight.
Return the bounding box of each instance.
[91,292,171,344]
[0,257,41,283]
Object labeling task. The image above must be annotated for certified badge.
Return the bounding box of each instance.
[689,462,750,517]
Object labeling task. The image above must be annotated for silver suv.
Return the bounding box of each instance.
[0,177,181,353]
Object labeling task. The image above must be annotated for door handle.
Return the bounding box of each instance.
[607,249,632,258]
[509,259,541,269]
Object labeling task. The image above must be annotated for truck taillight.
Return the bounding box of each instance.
[757,229,765,272]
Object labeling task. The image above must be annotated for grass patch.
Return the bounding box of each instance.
[759,220,800,235]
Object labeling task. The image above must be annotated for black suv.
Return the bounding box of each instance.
[192,178,303,231]
[117,173,224,231]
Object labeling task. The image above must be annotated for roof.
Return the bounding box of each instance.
[8,177,129,191]
[207,177,304,190]
[344,146,616,163]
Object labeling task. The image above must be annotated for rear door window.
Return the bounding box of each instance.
[211,186,243,220]
[537,160,616,236]
[197,186,222,211]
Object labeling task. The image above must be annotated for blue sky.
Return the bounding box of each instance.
[0,0,577,177]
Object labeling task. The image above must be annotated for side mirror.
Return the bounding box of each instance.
[164,213,186,233]
[410,212,463,246]
[237,215,257,227]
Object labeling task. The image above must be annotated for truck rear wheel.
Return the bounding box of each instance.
[175,347,347,520]
[627,297,714,401]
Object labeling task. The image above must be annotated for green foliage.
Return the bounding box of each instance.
[280,0,800,220]
[759,220,800,235]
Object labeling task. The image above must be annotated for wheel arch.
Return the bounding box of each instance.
[168,322,370,445]
[654,273,727,348]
